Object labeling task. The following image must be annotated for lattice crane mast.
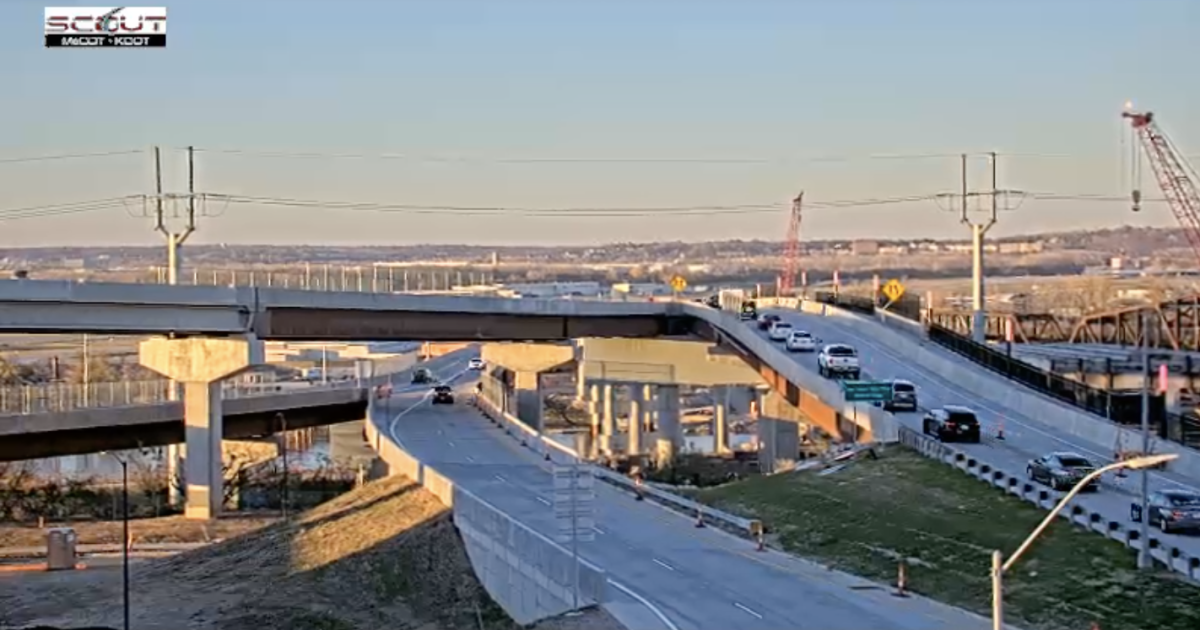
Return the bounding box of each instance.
[1123,106,1200,266]
[778,192,803,296]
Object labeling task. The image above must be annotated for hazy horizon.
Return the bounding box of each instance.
[4,0,1197,248]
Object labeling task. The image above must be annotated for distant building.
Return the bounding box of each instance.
[851,240,879,256]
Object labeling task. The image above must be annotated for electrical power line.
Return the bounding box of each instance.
[0,196,145,222]
[0,149,144,165]
[184,147,976,165]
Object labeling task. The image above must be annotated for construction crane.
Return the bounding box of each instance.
[1122,105,1200,266]
[777,192,803,296]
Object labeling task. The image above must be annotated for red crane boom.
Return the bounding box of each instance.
[778,193,803,296]
[1123,109,1200,266]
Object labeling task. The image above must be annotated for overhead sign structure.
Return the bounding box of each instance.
[670,275,687,293]
[881,279,906,303]
[552,465,595,544]
[840,380,894,403]
[45,7,168,48]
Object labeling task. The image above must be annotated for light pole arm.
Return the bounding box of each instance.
[1001,462,1123,572]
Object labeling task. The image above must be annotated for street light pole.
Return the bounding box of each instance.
[1137,311,1152,569]
[102,451,131,630]
[991,453,1177,630]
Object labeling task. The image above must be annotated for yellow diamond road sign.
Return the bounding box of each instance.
[670,275,687,292]
[881,279,905,302]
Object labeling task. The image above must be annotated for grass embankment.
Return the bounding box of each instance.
[694,448,1200,630]
[0,475,621,630]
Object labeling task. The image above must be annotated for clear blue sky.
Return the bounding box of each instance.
[2,0,1198,247]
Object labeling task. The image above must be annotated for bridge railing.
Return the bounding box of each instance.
[0,356,420,415]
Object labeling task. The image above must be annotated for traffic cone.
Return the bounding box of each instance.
[894,561,909,597]
[996,418,1006,440]
[756,530,766,552]
[694,507,705,528]
[634,476,645,501]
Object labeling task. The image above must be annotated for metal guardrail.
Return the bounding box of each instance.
[128,264,497,294]
[0,357,418,416]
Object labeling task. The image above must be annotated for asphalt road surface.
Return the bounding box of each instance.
[766,308,1200,559]
[376,356,1003,630]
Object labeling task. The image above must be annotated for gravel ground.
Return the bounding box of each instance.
[0,476,626,630]
[0,514,280,550]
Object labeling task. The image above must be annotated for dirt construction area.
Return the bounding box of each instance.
[0,476,623,630]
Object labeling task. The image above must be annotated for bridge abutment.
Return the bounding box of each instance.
[139,335,264,520]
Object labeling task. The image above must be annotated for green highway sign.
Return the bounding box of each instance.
[840,380,893,403]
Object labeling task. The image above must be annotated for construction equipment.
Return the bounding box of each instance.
[1122,106,1200,266]
[777,193,804,296]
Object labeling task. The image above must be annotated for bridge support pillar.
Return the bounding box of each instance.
[139,336,264,520]
[599,384,615,455]
[627,384,645,456]
[713,386,731,454]
[514,370,543,433]
[757,417,800,474]
[641,383,657,432]
[654,384,681,466]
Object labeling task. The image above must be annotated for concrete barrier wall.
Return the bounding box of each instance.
[800,300,1200,481]
[454,488,607,625]
[678,303,899,443]
[364,402,607,625]
[473,391,765,540]
[897,426,1200,580]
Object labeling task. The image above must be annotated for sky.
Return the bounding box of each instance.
[2,0,1198,248]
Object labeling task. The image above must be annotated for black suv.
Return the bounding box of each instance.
[921,405,981,443]
[431,385,454,405]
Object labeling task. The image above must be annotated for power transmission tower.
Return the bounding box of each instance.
[933,153,1024,342]
[152,146,198,285]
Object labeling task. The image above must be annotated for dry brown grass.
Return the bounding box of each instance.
[0,475,624,630]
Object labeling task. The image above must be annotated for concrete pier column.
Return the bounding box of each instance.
[713,386,731,454]
[627,384,644,456]
[166,443,185,508]
[757,417,800,474]
[576,362,587,402]
[513,370,543,432]
[641,383,656,432]
[600,384,615,454]
[139,336,263,520]
[655,384,681,465]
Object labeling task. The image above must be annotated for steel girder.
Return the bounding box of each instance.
[1069,295,1200,351]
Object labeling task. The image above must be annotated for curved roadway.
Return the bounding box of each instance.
[767,308,1200,559]
[377,356,1001,630]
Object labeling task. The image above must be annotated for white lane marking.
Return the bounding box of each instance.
[734,602,763,619]
[448,440,455,447]
[607,579,681,630]
[465,455,476,463]
[651,558,675,571]
[535,496,552,506]
[592,525,605,535]
[494,474,507,483]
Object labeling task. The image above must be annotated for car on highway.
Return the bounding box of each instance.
[1130,489,1200,533]
[468,358,485,371]
[784,330,818,352]
[816,344,861,379]
[1026,452,1100,492]
[431,385,455,405]
[768,320,793,341]
[411,367,435,384]
[881,379,918,412]
[757,313,781,331]
[740,300,758,320]
[921,405,981,443]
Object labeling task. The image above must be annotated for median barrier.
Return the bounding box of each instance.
[800,299,1200,481]
[474,390,766,542]
[897,426,1200,580]
[364,398,608,624]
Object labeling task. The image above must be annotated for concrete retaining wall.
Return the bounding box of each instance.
[898,426,1200,580]
[363,405,606,625]
[801,300,1200,482]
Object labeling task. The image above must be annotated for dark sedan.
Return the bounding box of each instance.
[757,314,781,331]
[1131,489,1200,534]
[1027,452,1100,492]
[431,385,454,405]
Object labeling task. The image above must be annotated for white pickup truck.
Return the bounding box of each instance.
[817,344,861,379]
